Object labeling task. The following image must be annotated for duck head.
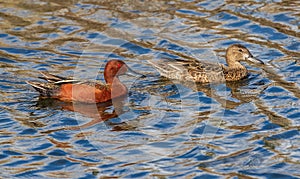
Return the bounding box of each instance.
[104,60,140,84]
[226,44,264,67]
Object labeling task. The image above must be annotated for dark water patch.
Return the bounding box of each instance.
[19,128,37,135]
[193,174,220,179]
[3,150,23,156]
[99,161,125,169]
[60,25,81,34]
[124,171,149,178]
[215,12,239,21]
[248,24,288,40]
[0,47,41,56]
[261,120,282,130]
[0,57,16,63]
[0,154,7,160]
[14,171,43,178]
[0,118,12,125]
[226,20,250,28]
[31,143,53,151]
[87,32,106,39]
[274,13,295,23]
[286,40,300,51]
[48,131,72,141]
[44,159,79,171]
[75,139,95,148]
[177,9,207,17]
[153,121,177,129]
[0,33,8,38]
[287,112,300,119]
[267,129,299,140]
[121,42,151,55]
[47,149,67,156]
[266,86,285,93]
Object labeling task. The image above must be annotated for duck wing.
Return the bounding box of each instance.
[40,72,106,87]
[27,72,107,97]
[149,59,225,83]
[38,71,71,82]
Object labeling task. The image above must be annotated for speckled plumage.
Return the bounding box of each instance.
[149,44,264,83]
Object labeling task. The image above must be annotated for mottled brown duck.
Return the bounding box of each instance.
[149,44,264,83]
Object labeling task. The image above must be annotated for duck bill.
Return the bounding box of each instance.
[247,56,264,64]
[126,67,143,77]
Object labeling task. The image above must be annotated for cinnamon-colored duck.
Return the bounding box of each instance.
[27,60,134,103]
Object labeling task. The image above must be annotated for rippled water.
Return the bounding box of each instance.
[0,0,299,178]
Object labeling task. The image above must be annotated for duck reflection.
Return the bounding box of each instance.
[144,75,267,110]
[37,95,134,132]
[142,75,291,128]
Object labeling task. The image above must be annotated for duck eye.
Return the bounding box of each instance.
[238,49,243,52]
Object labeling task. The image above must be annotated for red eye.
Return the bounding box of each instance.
[117,63,121,68]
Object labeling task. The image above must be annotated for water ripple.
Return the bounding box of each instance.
[0,0,299,178]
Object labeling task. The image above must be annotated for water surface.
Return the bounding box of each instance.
[0,0,299,178]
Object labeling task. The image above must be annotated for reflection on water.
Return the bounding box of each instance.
[0,0,299,178]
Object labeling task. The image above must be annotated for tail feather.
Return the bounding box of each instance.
[26,81,54,97]
[148,59,178,76]
[39,72,69,82]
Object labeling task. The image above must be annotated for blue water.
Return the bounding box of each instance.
[0,0,299,178]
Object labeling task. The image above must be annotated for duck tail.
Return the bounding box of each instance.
[39,72,68,82]
[147,60,169,76]
[26,81,53,97]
